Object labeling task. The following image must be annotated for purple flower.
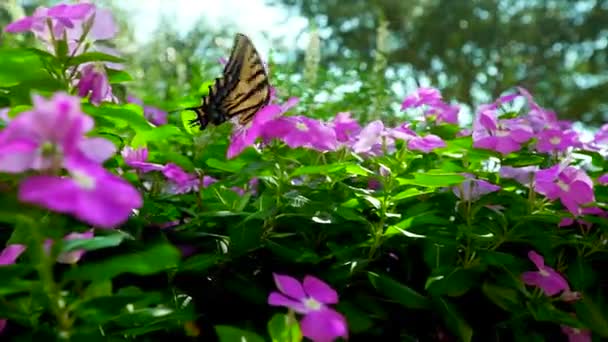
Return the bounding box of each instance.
[534,165,595,216]
[266,116,337,152]
[561,325,591,342]
[535,129,579,153]
[227,97,298,159]
[521,250,569,296]
[44,230,94,264]
[144,106,167,126]
[352,120,393,155]
[401,87,442,109]
[18,155,142,229]
[121,147,163,173]
[472,106,533,155]
[401,87,460,124]
[77,63,114,106]
[268,274,348,342]
[162,163,201,194]
[598,174,608,185]
[500,166,539,186]
[407,134,446,153]
[0,93,115,173]
[330,112,361,143]
[453,174,501,201]
[0,244,26,265]
[594,124,608,145]
[4,3,94,35]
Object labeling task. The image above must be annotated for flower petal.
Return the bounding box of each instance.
[299,308,348,342]
[303,276,338,304]
[0,244,26,265]
[268,292,308,314]
[273,273,306,301]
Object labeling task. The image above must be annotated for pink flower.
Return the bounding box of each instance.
[535,129,579,153]
[0,93,115,173]
[453,174,501,201]
[597,173,608,185]
[472,106,533,155]
[534,165,595,216]
[77,64,114,106]
[0,244,26,265]
[44,230,94,264]
[227,97,298,159]
[266,116,337,152]
[351,120,394,156]
[500,166,539,186]
[18,155,142,229]
[4,3,94,35]
[407,134,446,153]
[330,112,361,143]
[561,325,592,342]
[126,96,167,126]
[268,274,348,342]
[521,251,569,296]
[121,147,163,173]
[401,87,459,124]
[162,163,201,194]
[401,87,442,109]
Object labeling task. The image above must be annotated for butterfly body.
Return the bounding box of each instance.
[188,34,271,130]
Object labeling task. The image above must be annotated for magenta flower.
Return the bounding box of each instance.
[352,120,394,156]
[534,165,595,216]
[143,106,168,126]
[268,274,348,342]
[598,174,608,185]
[227,97,298,159]
[0,93,115,173]
[121,147,163,173]
[472,106,533,155]
[0,244,26,265]
[330,112,361,143]
[77,63,114,106]
[19,155,142,229]
[561,325,592,342]
[453,174,501,201]
[162,163,201,194]
[4,3,93,35]
[401,87,442,109]
[521,251,569,296]
[499,166,539,186]
[266,116,337,152]
[407,134,446,153]
[44,230,94,264]
[535,129,579,153]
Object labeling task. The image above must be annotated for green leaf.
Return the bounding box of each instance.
[392,188,434,202]
[107,69,133,83]
[268,314,302,342]
[66,52,125,66]
[290,163,348,176]
[206,158,247,173]
[215,325,266,342]
[575,295,608,337]
[0,48,53,87]
[481,282,521,312]
[434,297,473,342]
[83,103,152,133]
[64,243,181,281]
[426,267,479,297]
[131,124,184,147]
[61,231,130,253]
[397,172,465,187]
[368,272,430,309]
[179,254,223,272]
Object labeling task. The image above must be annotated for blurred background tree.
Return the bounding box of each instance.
[3,0,607,125]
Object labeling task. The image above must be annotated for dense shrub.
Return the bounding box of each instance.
[0,3,607,342]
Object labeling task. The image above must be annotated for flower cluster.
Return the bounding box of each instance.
[0,93,142,228]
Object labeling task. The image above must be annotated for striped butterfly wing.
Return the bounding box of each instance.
[216,33,271,125]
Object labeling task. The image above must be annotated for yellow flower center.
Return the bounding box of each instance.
[550,137,561,145]
[72,170,96,190]
[296,122,309,132]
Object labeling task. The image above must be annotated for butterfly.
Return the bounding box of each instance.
[186,33,271,130]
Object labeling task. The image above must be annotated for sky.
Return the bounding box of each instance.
[114,0,309,60]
